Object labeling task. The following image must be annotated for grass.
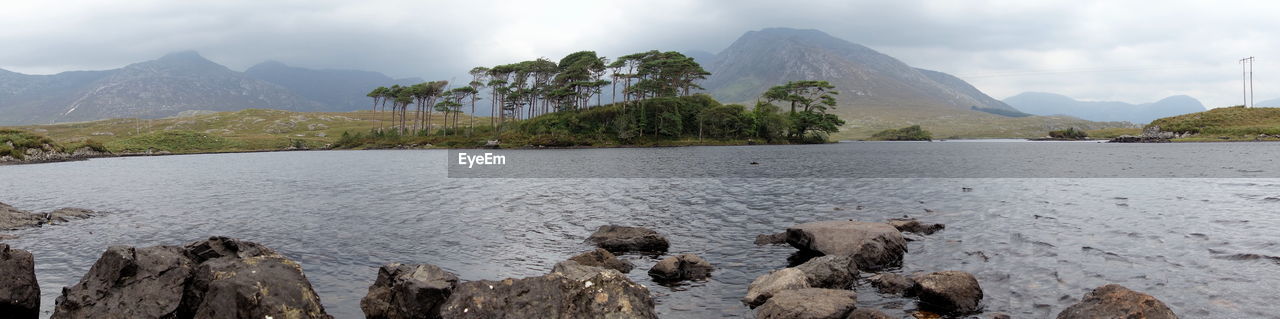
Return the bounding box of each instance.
[820,105,1134,140]
[1150,106,1280,138]
[1084,127,1142,139]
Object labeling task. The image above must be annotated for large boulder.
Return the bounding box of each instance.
[361,263,459,319]
[1056,284,1178,319]
[795,255,858,289]
[0,202,98,230]
[52,236,332,319]
[586,225,669,254]
[0,244,38,319]
[867,273,915,295]
[648,253,713,282]
[846,309,894,319]
[909,271,983,314]
[785,221,908,271]
[440,263,657,318]
[886,218,944,235]
[45,207,96,224]
[52,245,195,318]
[743,268,810,308]
[755,288,858,319]
[568,248,634,273]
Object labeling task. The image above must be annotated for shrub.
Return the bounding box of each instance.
[1048,127,1088,139]
[871,125,932,141]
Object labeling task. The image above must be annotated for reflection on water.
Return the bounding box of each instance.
[0,146,1277,318]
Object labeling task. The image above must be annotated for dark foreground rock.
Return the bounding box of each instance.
[0,244,38,319]
[743,268,810,308]
[587,225,670,254]
[910,271,983,314]
[1056,284,1178,319]
[1,202,98,231]
[440,262,657,318]
[52,236,331,319]
[754,232,788,245]
[795,255,858,289]
[755,288,858,319]
[786,221,908,271]
[568,248,634,273]
[886,218,945,235]
[648,253,714,282]
[361,263,459,319]
[846,308,894,319]
[868,273,916,295]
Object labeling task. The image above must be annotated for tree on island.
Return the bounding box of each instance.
[761,81,845,141]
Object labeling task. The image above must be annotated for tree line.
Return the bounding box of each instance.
[361,49,844,144]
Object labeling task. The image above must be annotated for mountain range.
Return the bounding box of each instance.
[1257,97,1280,107]
[1003,92,1206,124]
[1,28,1133,138]
[0,51,419,125]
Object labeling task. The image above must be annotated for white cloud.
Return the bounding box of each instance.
[1,0,1276,108]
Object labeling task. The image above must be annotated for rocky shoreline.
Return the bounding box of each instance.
[0,202,98,240]
[0,217,1182,318]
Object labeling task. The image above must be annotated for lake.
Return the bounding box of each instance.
[2,141,1279,318]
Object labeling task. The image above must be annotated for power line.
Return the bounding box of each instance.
[1240,57,1254,107]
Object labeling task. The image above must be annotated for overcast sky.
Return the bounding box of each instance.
[2,0,1277,108]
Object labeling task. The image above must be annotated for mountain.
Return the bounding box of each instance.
[1257,97,1280,107]
[698,28,1126,138]
[0,51,417,125]
[702,28,1020,113]
[244,61,421,111]
[1004,92,1206,124]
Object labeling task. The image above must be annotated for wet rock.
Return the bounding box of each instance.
[1056,284,1178,319]
[743,267,811,308]
[568,248,634,273]
[909,271,983,314]
[887,218,945,235]
[786,221,908,271]
[795,255,858,289]
[586,225,669,254]
[648,253,714,282]
[0,202,98,230]
[754,232,788,245]
[988,313,1012,319]
[53,236,332,319]
[846,308,894,319]
[868,273,916,295]
[0,244,38,319]
[755,288,858,319]
[440,264,657,319]
[361,263,458,319]
[53,245,195,318]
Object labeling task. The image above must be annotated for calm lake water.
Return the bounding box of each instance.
[2,141,1279,318]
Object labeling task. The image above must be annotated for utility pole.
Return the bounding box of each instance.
[1240,57,1255,107]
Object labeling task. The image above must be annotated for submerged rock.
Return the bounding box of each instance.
[0,244,38,319]
[754,232,788,245]
[52,236,331,319]
[361,263,459,319]
[648,253,714,282]
[743,268,811,308]
[846,308,894,319]
[794,255,858,289]
[440,263,657,318]
[0,202,98,231]
[867,273,916,295]
[1056,284,1178,319]
[586,225,669,254]
[785,220,908,271]
[755,288,858,319]
[909,271,983,315]
[886,218,945,235]
[568,248,634,273]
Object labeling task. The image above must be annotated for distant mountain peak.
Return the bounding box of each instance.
[1004,92,1205,123]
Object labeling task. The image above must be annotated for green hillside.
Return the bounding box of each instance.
[1149,106,1280,141]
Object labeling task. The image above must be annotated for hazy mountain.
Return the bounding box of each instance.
[245,61,421,111]
[0,51,418,125]
[702,28,1020,114]
[1257,97,1280,107]
[1004,92,1206,124]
